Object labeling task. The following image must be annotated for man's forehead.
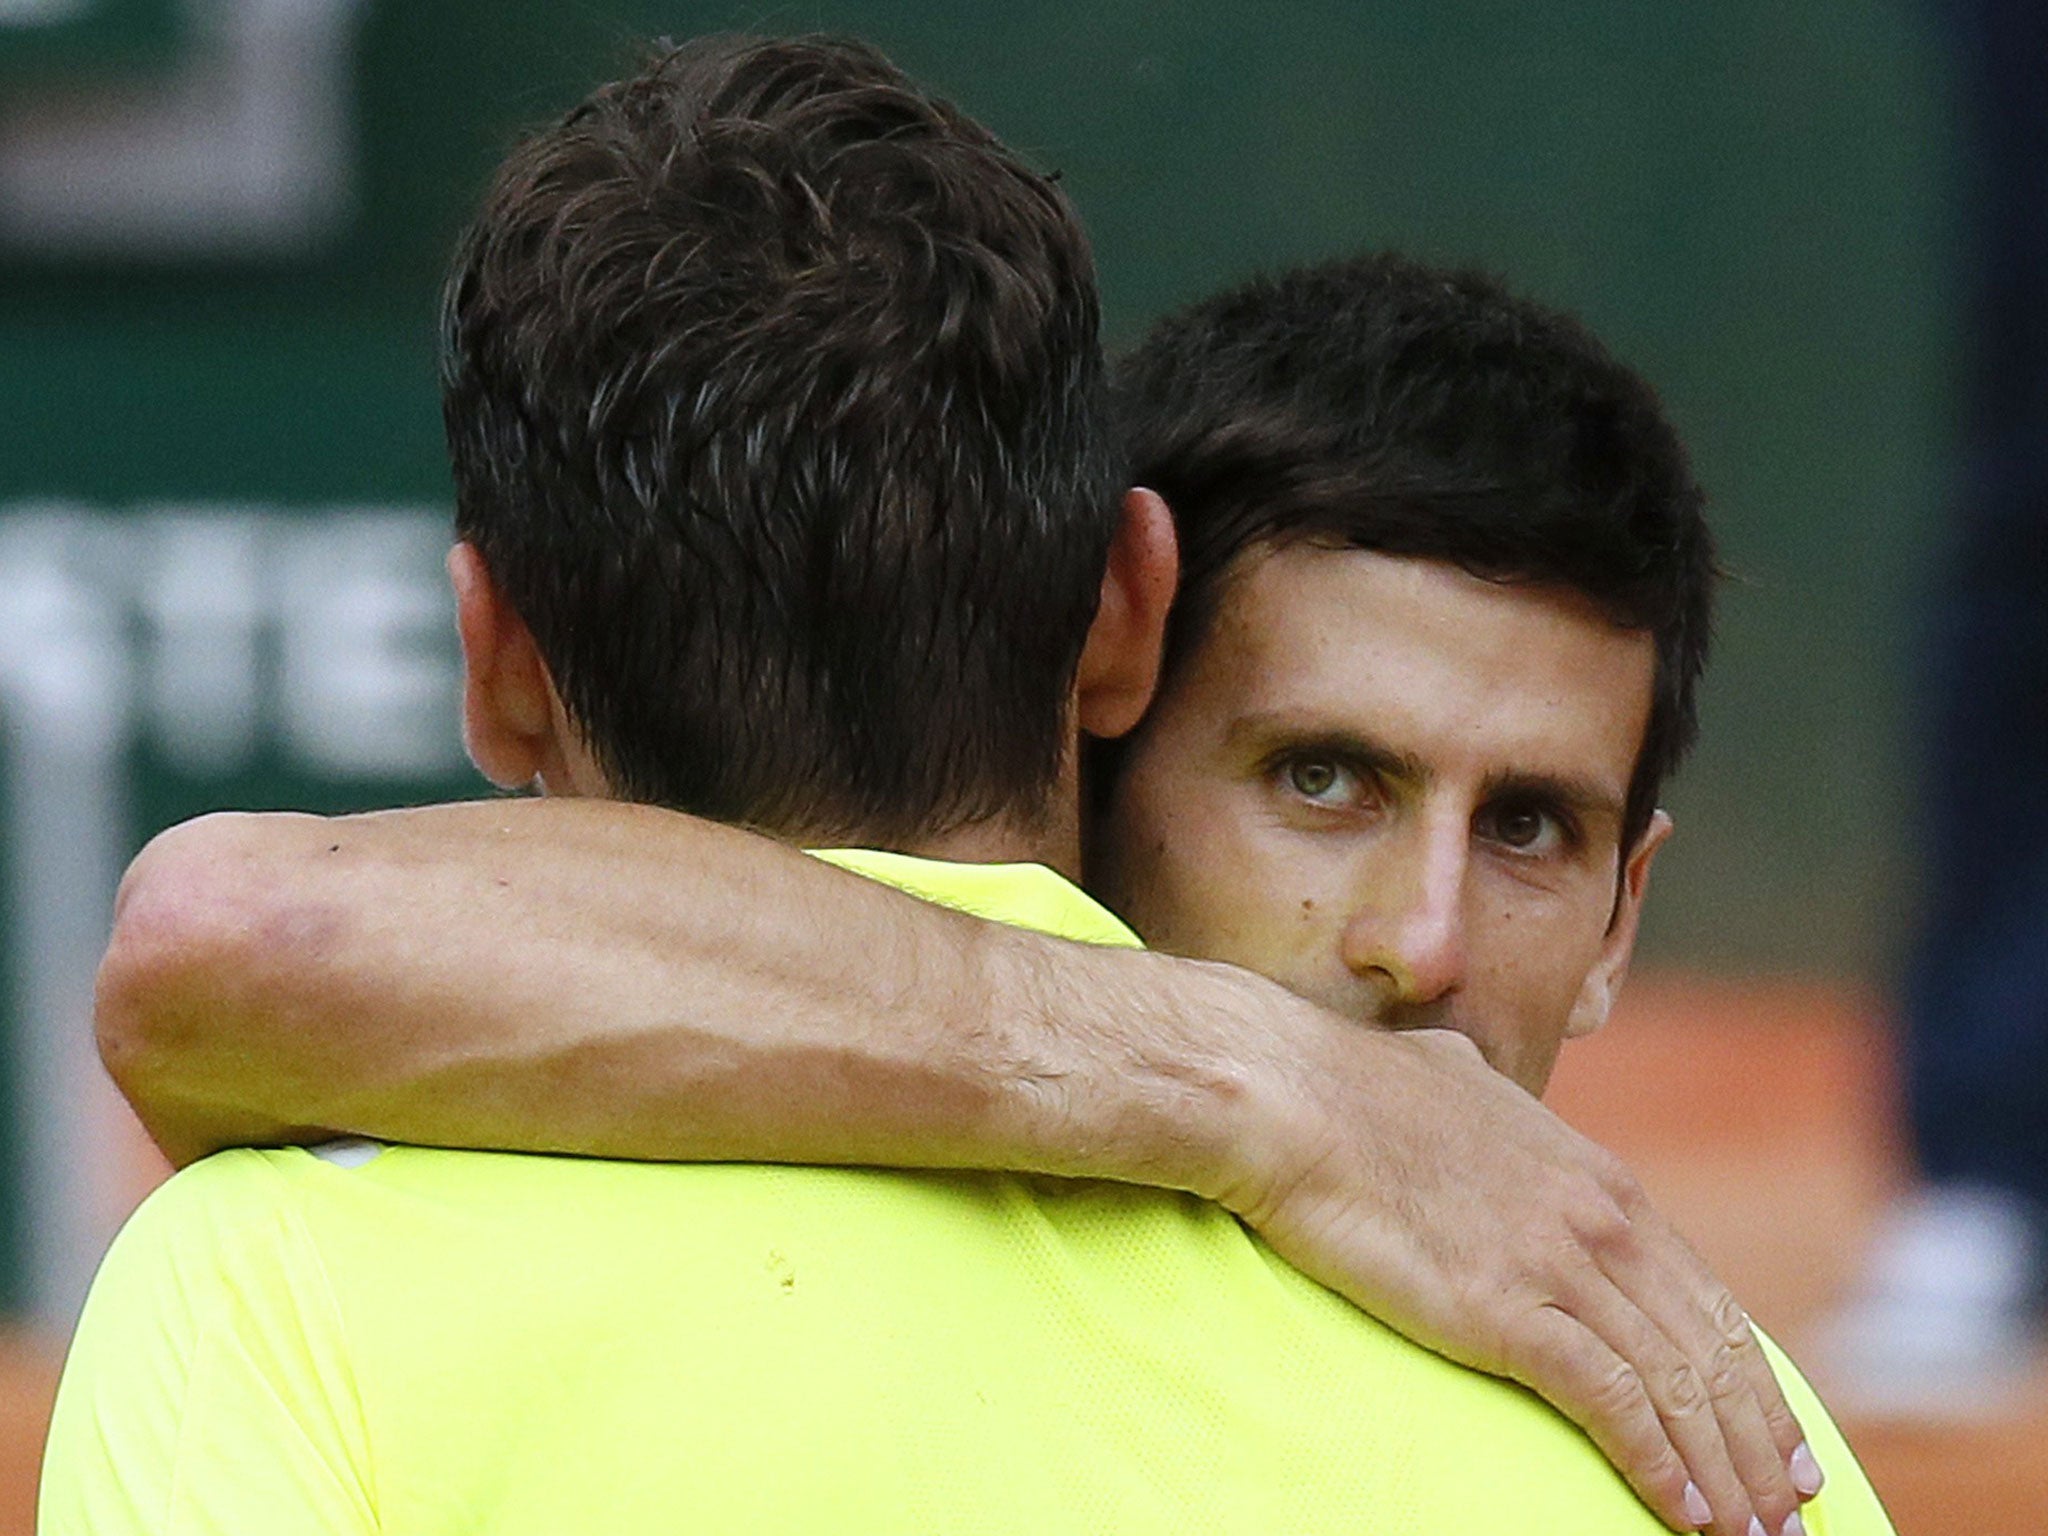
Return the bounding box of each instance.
[1196,544,1654,797]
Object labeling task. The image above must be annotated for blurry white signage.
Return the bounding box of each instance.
[0,502,465,778]
[0,501,464,1326]
[0,0,368,254]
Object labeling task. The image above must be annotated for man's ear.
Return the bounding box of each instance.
[1564,809,1674,1040]
[449,542,559,790]
[1075,488,1179,741]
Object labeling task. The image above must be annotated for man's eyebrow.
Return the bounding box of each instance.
[1478,767,1626,826]
[1223,713,1431,785]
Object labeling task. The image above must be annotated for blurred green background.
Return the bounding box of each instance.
[0,0,1955,1306]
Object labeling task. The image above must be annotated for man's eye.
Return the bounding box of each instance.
[1280,755,1354,805]
[1288,758,1337,797]
[1481,803,1564,853]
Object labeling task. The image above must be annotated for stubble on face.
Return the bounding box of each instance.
[1088,544,1662,1097]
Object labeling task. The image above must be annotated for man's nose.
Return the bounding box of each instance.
[1337,813,1469,1007]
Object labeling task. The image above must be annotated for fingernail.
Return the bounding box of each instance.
[1781,1514,1806,1536]
[1682,1482,1711,1529]
[1789,1440,1825,1497]
[1747,1519,1768,1536]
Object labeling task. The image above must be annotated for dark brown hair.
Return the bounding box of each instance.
[441,34,1117,842]
[1110,252,1719,849]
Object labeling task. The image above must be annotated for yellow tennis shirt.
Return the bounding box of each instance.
[42,851,1894,1534]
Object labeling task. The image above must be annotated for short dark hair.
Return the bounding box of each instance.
[441,34,1118,842]
[1110,252,1719,850]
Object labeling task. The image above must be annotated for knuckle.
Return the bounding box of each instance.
[1565,1185,1633,1253]
[1583,1140,1632,1191]
[1589,1358,1648,1418]
[1662,1361,1710,1418]
[1711,1290,1756,1348]
[1608,1171,1652,1219]
[1704,1341,1748,1404]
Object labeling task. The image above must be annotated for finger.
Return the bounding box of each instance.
[1593,1211,1814,1531]
[1544,1274,1794,1536]
[1501,1301,1734,1534]
[1563,1152,1815,1519]
[1715,1299,1818,1491]
[1703,1292,1814,1508]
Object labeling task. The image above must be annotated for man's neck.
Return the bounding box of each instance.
[892,803,1081,882]
[822,750,1086,879]
[560,787,1084,881]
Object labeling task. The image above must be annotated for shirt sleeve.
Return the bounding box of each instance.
[1756,1331,1898,1536]
[39,1151,376,1536]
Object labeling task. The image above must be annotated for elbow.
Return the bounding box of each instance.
[94,813,311,1153]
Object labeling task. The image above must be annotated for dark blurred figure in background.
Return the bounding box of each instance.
[1819,0,2048,1412]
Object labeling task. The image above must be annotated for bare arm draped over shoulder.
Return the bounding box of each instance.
[96,798,1824,1536]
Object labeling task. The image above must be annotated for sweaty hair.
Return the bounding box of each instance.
[441,34,1117,843]
[1111,252,1719,849]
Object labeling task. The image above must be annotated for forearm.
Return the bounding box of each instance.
[95,800,1261,1189]
[95,801,1822,1533]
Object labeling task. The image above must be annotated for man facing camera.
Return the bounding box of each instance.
[58,32,1888,1536]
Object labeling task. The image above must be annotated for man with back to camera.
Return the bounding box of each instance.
[56,31,1889,1536]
